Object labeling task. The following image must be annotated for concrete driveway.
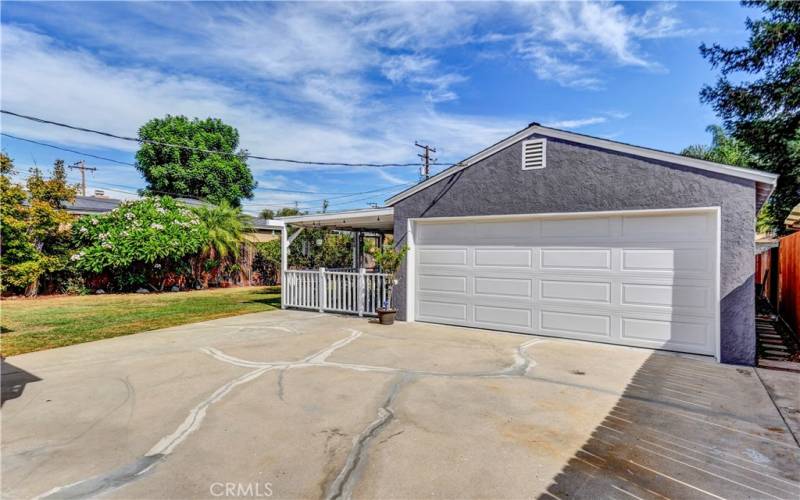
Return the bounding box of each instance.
[2,310,799,499]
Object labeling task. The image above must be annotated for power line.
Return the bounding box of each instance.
[4,132,414,199]
[1,132,136,166]
[2,109,450,168]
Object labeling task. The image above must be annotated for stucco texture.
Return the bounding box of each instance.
[392,135,757,365]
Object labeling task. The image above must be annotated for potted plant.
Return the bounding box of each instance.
[370,243,408,325]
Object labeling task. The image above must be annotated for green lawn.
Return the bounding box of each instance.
[0,286,281,357]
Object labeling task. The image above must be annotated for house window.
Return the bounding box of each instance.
[522,139,546,170]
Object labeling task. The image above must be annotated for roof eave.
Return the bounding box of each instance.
[386,124,779,206]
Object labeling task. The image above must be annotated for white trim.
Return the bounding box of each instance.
[713,206,721,362]
[521,138,547,170]
[287,227,304,247]
[405,217,416,323]
[386,124,778,205]
[406,206,721,360]
[279,207,393,224]
[280,225,288,310]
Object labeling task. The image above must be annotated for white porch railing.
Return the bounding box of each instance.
[284,268,390,316]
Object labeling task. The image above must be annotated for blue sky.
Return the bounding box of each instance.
[1,1,753,215]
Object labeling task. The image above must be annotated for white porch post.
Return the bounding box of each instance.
[280,224,288,309]
[318,267,327,313]
[357,268,366,317]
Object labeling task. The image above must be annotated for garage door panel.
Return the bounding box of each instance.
[473,276,532,298]
[417,300,467,322]
[622,213,713,241]
[540,279,611,304]
[542,217,612,238]
[621,248,711,274]
[414,210,718,357]
[476,220,540,243]
[620,315,713,353]
[621,282,712,311]
[474,305,532,329]
[540,248,612,271]
[474,248,532,268]
[540,310,611,337]
[418,274,467,294]
[418,248,467,266]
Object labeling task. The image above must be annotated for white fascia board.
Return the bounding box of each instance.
[386,125,537,205]
[278,207,393,224]
[386,124,779,206]
[534,126,779,184]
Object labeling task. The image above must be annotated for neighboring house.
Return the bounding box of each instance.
[281,122,778,365]
[62,193,207,216]
[62,194,122,215]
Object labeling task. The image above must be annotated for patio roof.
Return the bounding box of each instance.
[278,207,394,232]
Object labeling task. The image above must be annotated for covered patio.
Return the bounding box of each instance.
[277,207,395,316]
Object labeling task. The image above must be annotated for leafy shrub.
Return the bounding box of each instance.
[71,196,207,290]
[60,276,90,296]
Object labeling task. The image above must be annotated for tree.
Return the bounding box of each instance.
[0,155,78,296]
[192,201,250,286]
[259,208,275,220]
[276,207,302,217]
[72,196,207,291]
[252,239,281,285]
[194,201,249,261]
[681,125,755,167]
[135,115,256,207]
[368,244,409,310]
[699,0,800,232]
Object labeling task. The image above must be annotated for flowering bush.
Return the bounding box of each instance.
[71,197,207,287]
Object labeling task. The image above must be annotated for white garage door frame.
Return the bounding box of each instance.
[405,207,722,361]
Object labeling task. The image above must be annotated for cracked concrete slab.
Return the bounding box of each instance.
[2,310,799,499]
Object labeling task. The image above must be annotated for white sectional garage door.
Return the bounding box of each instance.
[412,210,719,356]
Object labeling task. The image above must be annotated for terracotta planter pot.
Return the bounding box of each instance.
[376,308,396,325]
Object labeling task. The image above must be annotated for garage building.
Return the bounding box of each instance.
[387,123,778,365]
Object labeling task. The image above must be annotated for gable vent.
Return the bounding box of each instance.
[522,139,546,170]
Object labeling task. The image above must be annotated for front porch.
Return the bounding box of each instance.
[278,207,395,316]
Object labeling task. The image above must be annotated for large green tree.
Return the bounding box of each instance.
[135,115,256,207]
[699,0,799,232]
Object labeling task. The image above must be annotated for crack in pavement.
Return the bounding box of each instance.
[277,368,286,402]
[32,327,545,499]
[324,374,412,500]
[32,328,364,500]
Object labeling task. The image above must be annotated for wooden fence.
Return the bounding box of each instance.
[756,231,800,337]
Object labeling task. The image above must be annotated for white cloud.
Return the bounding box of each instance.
[544,117,607,129]
[513,1,688,88]
[0,23,520,211]
[1,1,677,210]
[375,169,414,186]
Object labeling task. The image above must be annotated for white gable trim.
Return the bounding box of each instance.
[386,124,779,206]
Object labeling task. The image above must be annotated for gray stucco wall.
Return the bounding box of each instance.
[392,134,757,365]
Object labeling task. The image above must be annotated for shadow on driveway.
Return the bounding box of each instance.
[541,353,800,499]
[1,358,41,406]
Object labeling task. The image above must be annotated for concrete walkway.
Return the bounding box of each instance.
[2,310,799,499]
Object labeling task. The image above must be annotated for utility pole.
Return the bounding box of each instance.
[415,141,436,180]
[68,160,97,196]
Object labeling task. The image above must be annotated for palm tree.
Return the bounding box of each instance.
[193,201,251,286]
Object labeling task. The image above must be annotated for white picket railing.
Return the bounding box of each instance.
[284,268,390,316]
